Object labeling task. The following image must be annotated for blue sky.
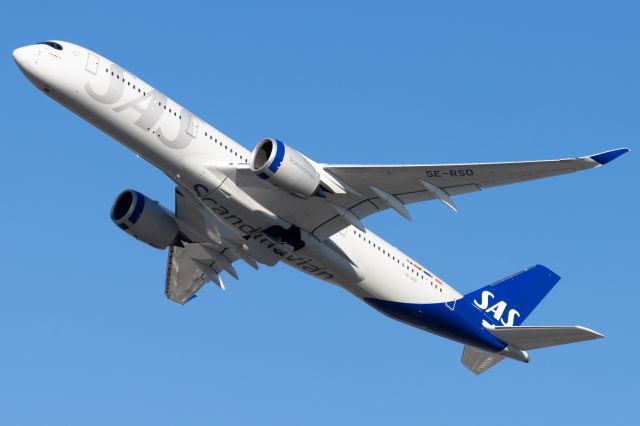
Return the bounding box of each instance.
[1,1,637,424]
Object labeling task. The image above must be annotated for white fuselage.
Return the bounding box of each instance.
[13,41,462,320]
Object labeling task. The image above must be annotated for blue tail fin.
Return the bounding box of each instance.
[464,265,560,327]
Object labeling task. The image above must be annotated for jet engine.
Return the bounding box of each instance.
[250,138,321,197]
[110,189,178,249]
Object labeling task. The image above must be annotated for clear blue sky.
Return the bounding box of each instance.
[1,1,637,425]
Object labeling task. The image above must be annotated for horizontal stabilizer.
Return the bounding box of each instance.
[487,325,604,350]
[462,345,505,375]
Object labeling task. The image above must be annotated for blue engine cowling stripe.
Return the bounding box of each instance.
[268,139,285,174]
[129,191,145,224]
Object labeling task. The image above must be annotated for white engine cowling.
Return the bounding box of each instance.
[110,190,178,249]
[250,138,321,197]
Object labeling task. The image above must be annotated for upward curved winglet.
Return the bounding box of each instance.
[590,148,630,166]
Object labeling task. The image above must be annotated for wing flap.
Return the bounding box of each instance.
[165,242,243,304]
[165,244,210,304]
[165,188,253,304]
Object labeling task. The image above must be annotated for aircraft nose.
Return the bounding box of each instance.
[13,46,32,69]
[13,45,44,85]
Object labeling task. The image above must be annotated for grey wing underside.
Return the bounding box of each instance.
[164,188,258,305]
[237,149,627,240]
[165,243,233,304]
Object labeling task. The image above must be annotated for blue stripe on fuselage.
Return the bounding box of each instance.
[364,298,506,353]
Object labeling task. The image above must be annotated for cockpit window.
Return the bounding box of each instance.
[37,41,63,51]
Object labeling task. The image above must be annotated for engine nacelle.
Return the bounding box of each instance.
[110,190,179,249]
[250,138,321,197]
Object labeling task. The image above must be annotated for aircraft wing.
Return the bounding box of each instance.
[165,188,259,304]
[165,243,218,304]
[244,148,628,240]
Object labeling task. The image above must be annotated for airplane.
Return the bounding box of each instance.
[13,40,629,375]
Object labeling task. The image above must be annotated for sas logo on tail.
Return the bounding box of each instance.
[473,291,521,327]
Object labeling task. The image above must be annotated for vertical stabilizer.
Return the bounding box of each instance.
[464,265,560,327]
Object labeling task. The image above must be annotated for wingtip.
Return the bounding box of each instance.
[590,148,630,166]
[575,325,606,339]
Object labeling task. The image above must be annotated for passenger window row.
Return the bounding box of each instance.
[204,131,248,163]
[103,68,249,163]
[352,229,442,291]
[105,67,181,118]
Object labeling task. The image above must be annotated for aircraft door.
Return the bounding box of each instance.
[186,115,200,138]
[85,53,99,74]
